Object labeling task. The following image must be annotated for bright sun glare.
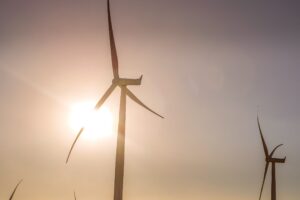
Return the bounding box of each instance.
[69,101,113,141]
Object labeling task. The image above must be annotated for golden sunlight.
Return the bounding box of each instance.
[69,101,113,141]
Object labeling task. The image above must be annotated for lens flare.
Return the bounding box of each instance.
[69,101,113,141]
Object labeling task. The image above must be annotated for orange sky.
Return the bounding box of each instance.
[0,0,300,199]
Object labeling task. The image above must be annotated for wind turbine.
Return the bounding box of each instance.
[257,117,286,200]
[9,180,23,200]
[66,0,164,200]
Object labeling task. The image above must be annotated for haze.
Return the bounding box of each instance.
[0,0,300,199]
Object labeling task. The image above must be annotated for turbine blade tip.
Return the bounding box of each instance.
[66,156,70,164]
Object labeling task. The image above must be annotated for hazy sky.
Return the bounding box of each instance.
[1,0,300,199]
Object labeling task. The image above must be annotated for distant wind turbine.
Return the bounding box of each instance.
[257,117,286,200]
[74,191,77,200]
[66,0,164,200]
[9,180,23,200]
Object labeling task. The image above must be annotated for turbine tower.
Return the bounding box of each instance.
[66,1,164,200]
[257,117,286,200]
[9,180,23,200]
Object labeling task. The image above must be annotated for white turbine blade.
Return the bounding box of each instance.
[107,0,119,78]
[66,128,84,163]
[9,180,23,200]
[259,162,269,200]
[125,88,164,119]
[257,116,269,158]
[95,83,117,109]
[269,144,283,158]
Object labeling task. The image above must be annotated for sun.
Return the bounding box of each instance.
[69,101,114,141]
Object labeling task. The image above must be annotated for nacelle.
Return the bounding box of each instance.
[266,157,286,163]
[113,76,143,86]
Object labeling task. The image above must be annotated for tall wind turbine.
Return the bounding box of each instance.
[257,117,286,200]
[9,180,23,200]
[66,0,164,200]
